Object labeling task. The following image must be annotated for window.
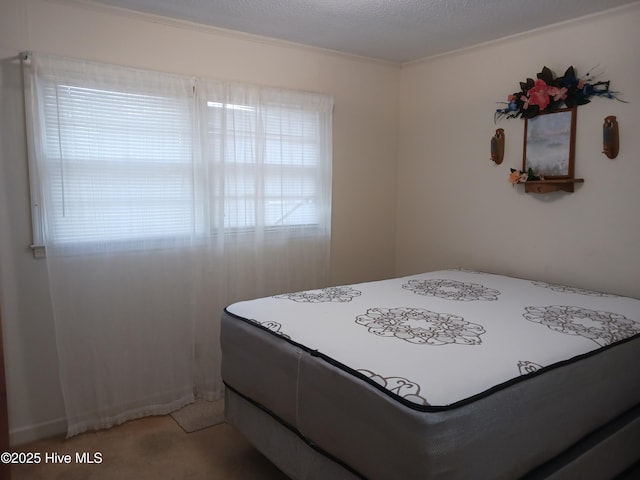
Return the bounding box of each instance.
[205,99,327,230]
[24,53,333,251]
[37,83,196,244]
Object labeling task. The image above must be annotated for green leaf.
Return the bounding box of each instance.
[523,105,540,119]
[547,99,562,111]
[537,66,554,84]
[564,66,576,79]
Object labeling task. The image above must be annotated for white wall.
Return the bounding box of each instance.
[397,4,640,298]
[0,0,398,443]
[0,49,68,444]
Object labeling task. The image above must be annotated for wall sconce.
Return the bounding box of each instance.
[603,116,619,159]
[490,128,505,164]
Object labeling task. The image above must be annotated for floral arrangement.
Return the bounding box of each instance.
[495,66,624,122]
[509,168,543,186]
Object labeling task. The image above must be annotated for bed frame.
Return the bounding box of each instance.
[225,383,640,479]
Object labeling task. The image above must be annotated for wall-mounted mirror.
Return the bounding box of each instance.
[523,107,576,179]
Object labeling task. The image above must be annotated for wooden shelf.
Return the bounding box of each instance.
[519,178,584,194]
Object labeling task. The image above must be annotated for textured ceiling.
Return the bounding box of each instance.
[90,0,637,63]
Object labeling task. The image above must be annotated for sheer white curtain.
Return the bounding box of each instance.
[25,52,332,437]
[197,79,333,298]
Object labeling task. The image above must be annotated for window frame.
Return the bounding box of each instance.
[23,53,333,256]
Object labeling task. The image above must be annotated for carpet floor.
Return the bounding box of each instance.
[11,415,289,480]
[11,414,640,479]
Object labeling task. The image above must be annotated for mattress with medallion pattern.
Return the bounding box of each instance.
[221,269,640,479]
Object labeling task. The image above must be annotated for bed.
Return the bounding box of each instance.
[221,269,640,479]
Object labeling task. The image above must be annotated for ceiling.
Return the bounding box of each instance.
[90,0,637,63]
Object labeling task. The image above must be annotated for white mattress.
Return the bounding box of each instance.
[226,269,640,408]
[222,269,640,479]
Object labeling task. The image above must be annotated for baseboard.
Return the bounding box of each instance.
[10,416,67,447]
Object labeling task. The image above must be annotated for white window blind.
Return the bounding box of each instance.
[204,92,330,230]
[24,53,333,251]
[40,83,196,244]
